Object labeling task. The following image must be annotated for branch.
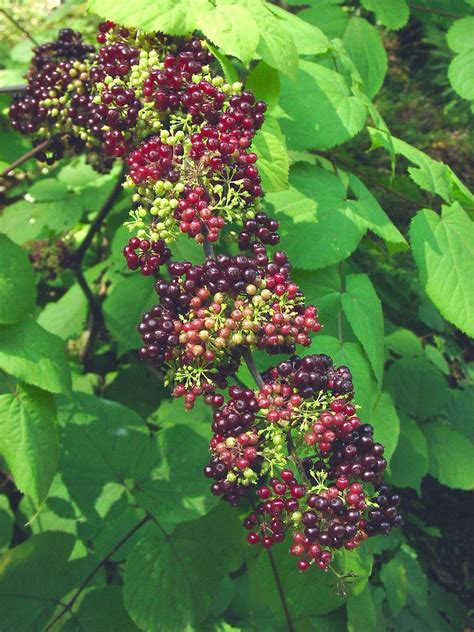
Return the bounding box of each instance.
[75,166,126,264]
[0,8,39,45]
[407,3,462,19]
[0,140,51,177]
[267,549,296,632]
[44,514,151,630]
[241,346,264,389]
[0,84,27,94]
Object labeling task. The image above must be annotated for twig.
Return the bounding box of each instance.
[0,139,50,177]
[73,167,126,362]
[241,346,264,388]
[286,432,311,486]
[44,514,151,630]
[75,167,126,264]
[203,232,216,259]
[267,548,296,632]
[0,8,39,45]
[0,84,27,94]
[407,3,462,19]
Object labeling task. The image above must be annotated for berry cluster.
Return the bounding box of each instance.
[137,248,321,401]
[8,21,402,579]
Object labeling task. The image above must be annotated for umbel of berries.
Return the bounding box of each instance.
[8,20,402,578]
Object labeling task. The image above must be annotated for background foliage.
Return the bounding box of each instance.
[0,0,473,630]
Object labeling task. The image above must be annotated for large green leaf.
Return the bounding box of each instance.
[380,555,408,616]
[293,266,343,339]
[0,319,71,394]
[343,17,387,98]
[133,424,220,532]
[266,164,365,270]
[345,173,407,249]
[0,233,36,324]
[0,532,79,630]
[124,503,243,632]
[57,393,156,519]
[448,49,474,102]
[103,273,156,355]
[423,421,474,490]
[247,546,343,627]
[369,128,474,211]
[253,117,289,193]
[269,4,331,56]
[0,495,13,552]
[197,1,259,66]
[246,0,299,78]
[360,0,409,30]
[246,61,280,111]
[0,198,83,244]
[443,387,474,441]
[298,3,350,39]
[388,415,428,494]
[370,392,400,464]
[385,355,448,419]
[62,586,139,632]
[341,273,385,383]
[347,585,377,632]
[87,0,207,35]
[410,203,474,337]
[309,335,379,416]
[278,60,367,150]
[447,16,474,54]
[0,384,59,507]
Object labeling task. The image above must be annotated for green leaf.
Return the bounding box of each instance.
[309,335,379,416]
[266,164,365,270]
[248,545,343,625]
[0,319,71,394]
[347,585,377,632]
[207,45,239,84]
[0,198,83,244]
[0,532,78,630]
[400,547,427,608]
[370,392,400,463]
[0,384,59,507]
[368,128,474,210]
[380,555,408,616]
[87,0,207,35]
[0,233,36,324]
[385,355,448,419]
[246,61,280,111]
[293,266,343,339]
[343,17,387,98]
[133,424,220,532]
[423,421,474,490]
[443,387,474,441]
[57,393,155,519]
[278,60,367,150]
[447,17,474,53]
[37,282,87,339]
[247,1,299,78]
[0,496,13,552]
[360,0,409,30]
[449,49,474,101]
[424,344,450,375]
[28,178,69,201]
[341,273,384,383]
[298,3,350,39]
[269,4,331,56]
[103,273,156,355]
[62,586,139,632]
[124,503,243,632]
[345,173,407,248]
[410,203,474,337]
[253,117,289,192]
[385,327,422,357]
[389,415,428,494]
[197,2,259,66]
